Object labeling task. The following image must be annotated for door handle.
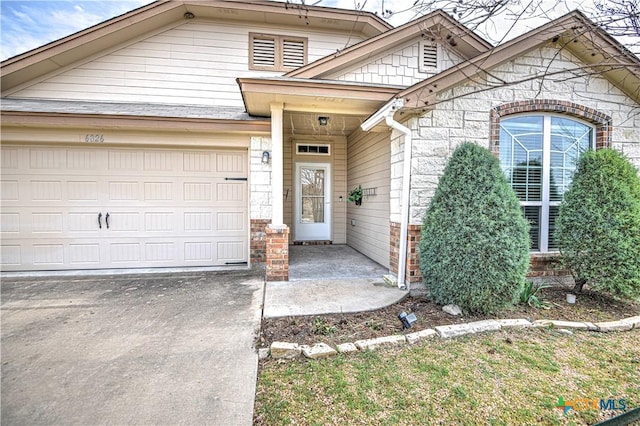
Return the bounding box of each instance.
[98,212,102,229]
[105,213,110,229]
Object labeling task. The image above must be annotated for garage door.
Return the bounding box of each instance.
[1,145,248,271]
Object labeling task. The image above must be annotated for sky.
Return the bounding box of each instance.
[0,0,637,61]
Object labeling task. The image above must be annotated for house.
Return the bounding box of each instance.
[2,0,639,287]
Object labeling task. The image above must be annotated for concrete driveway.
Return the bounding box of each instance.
[1,269,264,425]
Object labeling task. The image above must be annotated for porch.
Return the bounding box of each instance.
[263,245,407,318]
[239,77,417,286]
[289,244,388,281]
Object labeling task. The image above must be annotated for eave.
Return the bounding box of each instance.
[0,111,271,134]
[397,11,640,112]
[1,0,391,94]
[237,77,402,116]
[286,9,492,79]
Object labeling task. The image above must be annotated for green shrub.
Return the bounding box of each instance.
[556,148,640,300]
[419,142,530,314]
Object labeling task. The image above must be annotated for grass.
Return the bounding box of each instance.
[254,328,640,425]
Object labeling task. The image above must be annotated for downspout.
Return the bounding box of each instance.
[360,98,412,290]
[385,113,412,291]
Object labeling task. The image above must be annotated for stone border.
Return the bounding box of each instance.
[259,315,640,360]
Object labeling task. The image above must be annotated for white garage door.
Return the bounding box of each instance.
[1,145,248,271]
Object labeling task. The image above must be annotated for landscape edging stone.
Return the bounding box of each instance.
[261,315,639,360]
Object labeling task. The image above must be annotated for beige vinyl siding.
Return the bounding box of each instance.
[10,21,364,106]
[285,137,346,244]
[346,129,390,267]
[332,138,347,244]
[283,139,294,242]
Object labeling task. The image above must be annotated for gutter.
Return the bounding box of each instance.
[361,98,412,290]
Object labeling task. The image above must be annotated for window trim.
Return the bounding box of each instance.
[249,33,307,72]
[296,143,331,156]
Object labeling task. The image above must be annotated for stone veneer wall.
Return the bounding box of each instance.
[398,44,640,226]
[387,43,639,281]
[250,136,272,265]
[250,136,272,221]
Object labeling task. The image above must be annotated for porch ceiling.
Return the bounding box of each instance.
[237,77,401,117]
[284,111,366,136]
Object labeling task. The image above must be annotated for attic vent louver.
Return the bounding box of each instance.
[249,33,307,71]
[252,38,276,68]
[283,39,305,68]
[419,41,438,72]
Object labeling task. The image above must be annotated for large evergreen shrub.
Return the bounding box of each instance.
[419,142,530,314]
[556,148,640,300]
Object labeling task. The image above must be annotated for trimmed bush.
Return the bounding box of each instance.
[419,142,530,314]
[556,148,640,300]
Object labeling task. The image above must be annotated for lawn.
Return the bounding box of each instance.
[254,328,640,425]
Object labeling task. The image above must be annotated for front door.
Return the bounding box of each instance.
[295,162,331,241]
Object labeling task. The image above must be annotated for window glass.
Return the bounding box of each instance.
[523,206,541,251]
[549,117,592,201]
[500,116,543,202]
[500,115,594,252]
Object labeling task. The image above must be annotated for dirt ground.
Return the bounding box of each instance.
[257,285,640,348]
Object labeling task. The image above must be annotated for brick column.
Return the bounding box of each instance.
[265,224,289,281]
[390,222,423,283]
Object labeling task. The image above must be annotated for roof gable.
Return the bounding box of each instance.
[285,9,492,79]
[323,39,466,87]
[396,11,640,111]
[1,0,391,94]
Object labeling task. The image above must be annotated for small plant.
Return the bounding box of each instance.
[519,281,552,309]
[365,321,383,331]
[312,317,337,336]
[348,185,363,205]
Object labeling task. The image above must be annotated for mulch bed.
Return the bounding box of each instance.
[257,285,640,348]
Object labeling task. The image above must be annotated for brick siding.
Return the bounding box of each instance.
[389,222,423,283]
[250,219,270,264]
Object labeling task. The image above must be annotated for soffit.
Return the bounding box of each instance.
[238,77,401,116]
[284,112,366,137]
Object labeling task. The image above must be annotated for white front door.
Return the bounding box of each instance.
[295,162,331,241]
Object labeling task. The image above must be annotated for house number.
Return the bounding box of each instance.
[85,134,105,143]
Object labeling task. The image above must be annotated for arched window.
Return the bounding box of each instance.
[499,115,595,251]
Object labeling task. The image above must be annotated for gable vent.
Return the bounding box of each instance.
[283,39,305,68]
[420,42,438,71]
[252,38,276,68]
